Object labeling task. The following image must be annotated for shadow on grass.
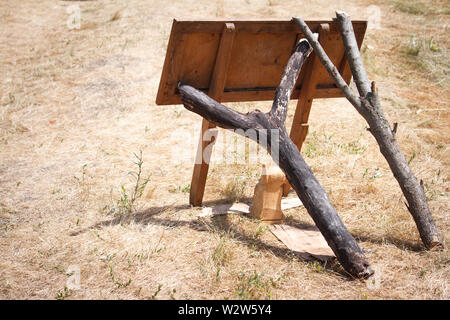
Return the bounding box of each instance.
[69,198,424,279]
[354,233,424,252]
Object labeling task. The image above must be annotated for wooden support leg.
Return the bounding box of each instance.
[189,23,236,206]
[190,119,217,206]
[283,24,330,196]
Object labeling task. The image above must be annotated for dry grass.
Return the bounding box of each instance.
[0,0,448,299]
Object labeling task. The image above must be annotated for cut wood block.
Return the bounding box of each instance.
[249,165,285,224]
[269,224,335,261]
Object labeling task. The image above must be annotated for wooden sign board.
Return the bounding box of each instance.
[156,19,367,106]
[156,19,367,206]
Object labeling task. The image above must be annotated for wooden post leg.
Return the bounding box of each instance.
[189,23,236,206]
[190,119,217,206]
[283,24,330,196]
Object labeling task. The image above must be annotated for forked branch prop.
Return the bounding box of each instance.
[293,13,442,249]
[179,39,374,278]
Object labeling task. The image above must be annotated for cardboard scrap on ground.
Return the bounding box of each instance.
[280,197,303,211]
[199,199,333,262]
[199,202,250,217]
[198,197,303,217]
[269,224,335,262]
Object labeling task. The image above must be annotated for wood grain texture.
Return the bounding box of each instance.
[156,19,367,105]
[189,23,236,206]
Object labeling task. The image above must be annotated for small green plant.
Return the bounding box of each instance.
[408,151,417,165]
[215,266,222,282]
[309,261,326,273]
[254,225,268,238]
[109,265,132,288]
[174,108,183,117]
[235,271,277,300]
[403,34,448,86]
[212,237,232,268]
[168,288,177,300]
[220,176,247,203]
[150,284,163,300]
[363,167,382,180]
[73,164,88,183]
[56,286,71,300]
[428,37,440,52]
[423,177,445,201]
[407,34,421,56]
[418,269,427,278]
[108,150,150,216]
[337,140,367,154]
[198,262,206,278]
[168,183,190,193]
[304,131,366,158]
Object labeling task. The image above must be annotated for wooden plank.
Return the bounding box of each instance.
[189,23,236,206]
[156,19,367,105]
[180,33,221,89]
[158,86,344,105]
[210,23,236,97]
[226,32,297,90]
[269,224,335,261]
[156,19,185,105]
[173,19,367,34]
[198,197,302,217]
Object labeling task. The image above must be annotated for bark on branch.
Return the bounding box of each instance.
[179,39,374,278]
[293,13,443,249]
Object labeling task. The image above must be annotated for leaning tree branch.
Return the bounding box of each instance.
[293,13,443,249]
[179,39,374,278]
[270,39,312,124]
[335,11,371,97]
[291,17,363,111]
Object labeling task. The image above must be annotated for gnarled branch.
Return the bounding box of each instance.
[179,39,374,278]
[293,13,443,249]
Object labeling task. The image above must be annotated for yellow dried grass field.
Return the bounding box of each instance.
[0,0,448,299]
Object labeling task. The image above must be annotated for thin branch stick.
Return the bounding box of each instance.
[179,82,264,132]
[292,14,443,249]
[335,11,371,97]
[270,39,312,124]
[291,17,362,111]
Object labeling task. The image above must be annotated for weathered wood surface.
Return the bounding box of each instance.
[293,13,443,249]
[250,165,285,224]
[179,39,373,278]
[283,23,331,196]
[156,19,367,105]
[189,23,236,206]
